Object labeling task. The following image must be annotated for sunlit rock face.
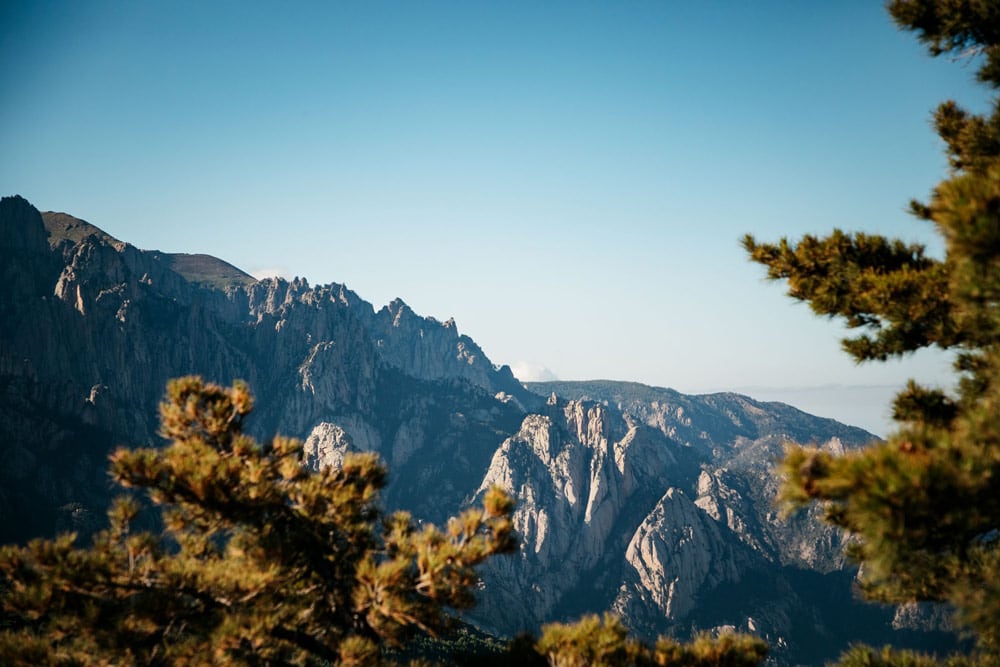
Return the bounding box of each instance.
[5,195,952,664]
[467,383,871,649]
[620,486,740,620]
[472,400,678,631]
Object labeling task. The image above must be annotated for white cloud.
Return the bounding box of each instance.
[509,362,558,383]
[250,267,291,281]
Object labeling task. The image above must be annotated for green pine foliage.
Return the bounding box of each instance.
[528,613,768,667]
[835,644,976,667]
[536,613,646,667]
[0,377,516,665]
[744,1,1000,663]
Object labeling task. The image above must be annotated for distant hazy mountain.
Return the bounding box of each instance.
[0,195,956,663]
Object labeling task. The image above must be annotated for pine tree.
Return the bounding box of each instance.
[0,377,516,665]
[744,0,1000,661]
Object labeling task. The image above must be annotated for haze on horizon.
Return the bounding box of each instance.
[2,1,986,436]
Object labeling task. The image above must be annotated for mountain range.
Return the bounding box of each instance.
[0,195,956,663]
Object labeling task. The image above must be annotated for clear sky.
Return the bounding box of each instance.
[2,1,990,436]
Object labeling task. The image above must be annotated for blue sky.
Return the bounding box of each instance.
[2,1,990,435]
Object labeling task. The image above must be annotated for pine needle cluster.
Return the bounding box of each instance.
[533,614,767,667]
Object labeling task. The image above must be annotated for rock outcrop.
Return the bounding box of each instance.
[472,400,678,631]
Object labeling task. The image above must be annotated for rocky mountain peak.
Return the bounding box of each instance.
[1,195,49,253]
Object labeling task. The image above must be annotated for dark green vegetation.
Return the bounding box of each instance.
[745,1,1000,663]
[41,211,120,247]
[403,615,769,667]
[530,614,766,667]
[152,252,257,291]
[42,210,256,290]
[0,377,517,665]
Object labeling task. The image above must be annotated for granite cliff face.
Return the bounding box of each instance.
[0,196,954,663]
[471,399,682,631]
[467,383,895,659]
